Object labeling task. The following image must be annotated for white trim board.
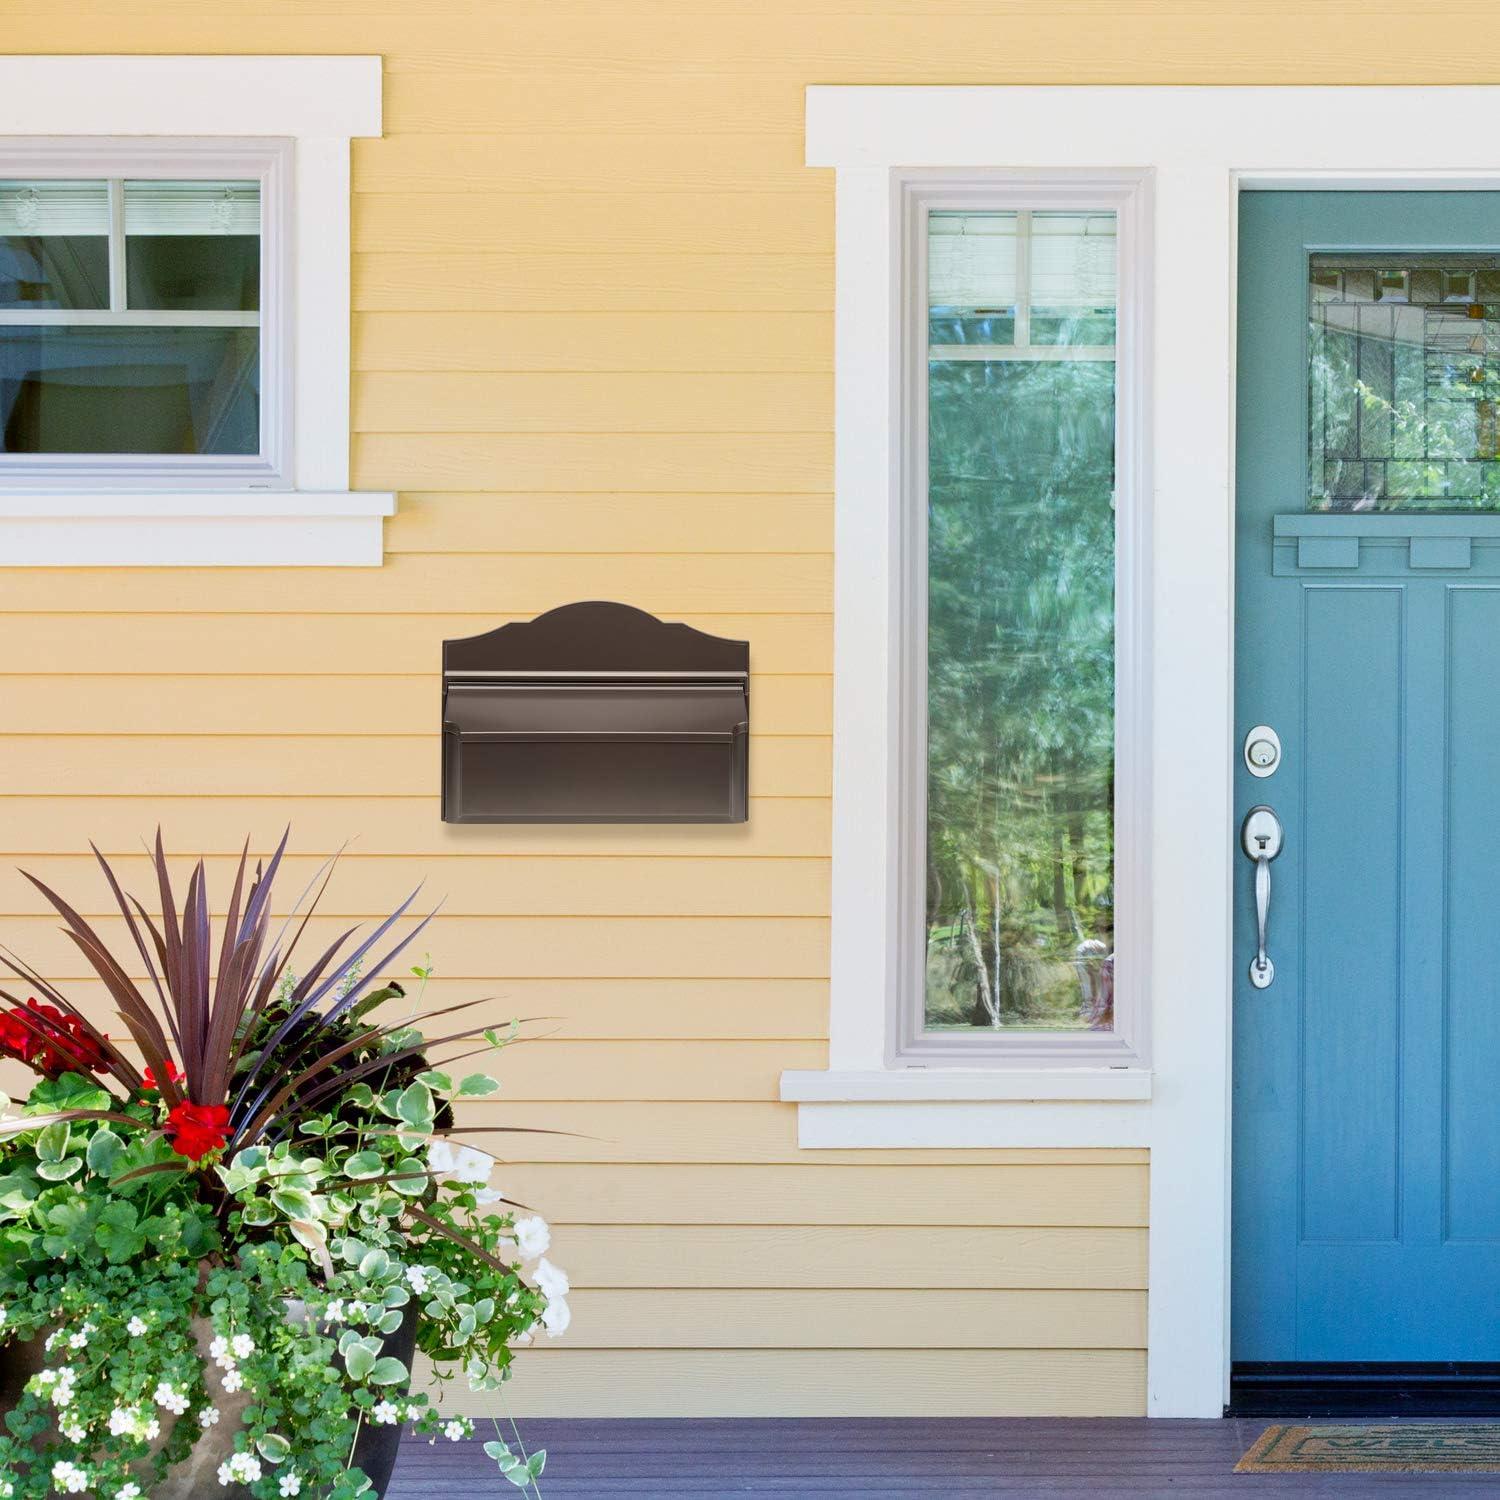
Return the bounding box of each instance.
[796,82,1500,1421]
[0,57,386,566]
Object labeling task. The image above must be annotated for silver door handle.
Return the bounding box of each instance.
[1241,805,1284,989]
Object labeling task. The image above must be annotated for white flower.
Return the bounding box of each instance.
[371,1400,401,1425]
[534,1257,569,1301]
[347,1301,368,1322]
[278,1475,302,1498]
[324,1300,345,1323]
[126,1316,147,1337]
[199,1406,221,1427]
[444,1418,470,1440]
[145,1417,161,1440]
[109,1405,144,1436]
[115,1486,142,1500]
[230,1332,255,1360]
[473,1185,506,1205]
[0,1304,7,1326]
[405,1266,430,1295]
[43,1331,61,1353]
[541,1298,571,1338]
[60,1413,87,1442]
[221,1367,245,1394]
[32,1368,56,1388]
[153,1381,189,1415]
[51,1461,89,1494]
[402,1401,425,1422]
[67,1331,87,1350]
[217,1452,262,1486]
[428,1140,494,1185]
[514,1217,550,1259]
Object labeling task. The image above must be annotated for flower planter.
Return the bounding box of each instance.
[0,835,563,1499]
[0,1302,416,1499]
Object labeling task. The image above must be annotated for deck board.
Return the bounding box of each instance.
[384,1418,1500,1496]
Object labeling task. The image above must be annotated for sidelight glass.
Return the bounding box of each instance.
[923,209,1117,1033]
[1309,253,1500,510]
[0,177,261,458]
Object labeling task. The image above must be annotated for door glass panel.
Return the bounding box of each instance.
[924,209,1117,1033]
[1309,253,1500,510]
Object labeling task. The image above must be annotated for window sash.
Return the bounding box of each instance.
[893,174,1150,1066]
[0,139,290,489]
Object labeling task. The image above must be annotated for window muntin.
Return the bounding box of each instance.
[922,208,1118,1036]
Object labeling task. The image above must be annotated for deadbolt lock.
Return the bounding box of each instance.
[1243,724,1282,779]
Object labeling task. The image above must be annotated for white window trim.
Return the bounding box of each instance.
[790,82,1500,1419]
[782,160,1152,1102]
[0,56,391,566]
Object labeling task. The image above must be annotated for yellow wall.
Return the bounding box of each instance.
[21,0,1479,1417]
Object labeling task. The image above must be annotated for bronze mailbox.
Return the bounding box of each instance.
[441,602,749,824]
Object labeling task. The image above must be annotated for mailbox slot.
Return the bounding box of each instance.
[442,603,749,824]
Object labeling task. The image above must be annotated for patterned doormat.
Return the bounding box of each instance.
[1238,1423,1500,1473]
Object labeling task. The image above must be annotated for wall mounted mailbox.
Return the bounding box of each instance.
[442,601,749,824]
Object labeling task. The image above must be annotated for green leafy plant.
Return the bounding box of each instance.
[0,835,562,1498]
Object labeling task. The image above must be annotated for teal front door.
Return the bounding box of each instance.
[1234,192,1500,1363]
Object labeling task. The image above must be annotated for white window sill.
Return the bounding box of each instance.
[780,1068,1152,1149]
[0,491,395,566]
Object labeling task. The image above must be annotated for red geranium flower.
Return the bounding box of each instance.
[0,999,107,1078]
[141,1059,183,1093]
[164,1101,231,1162]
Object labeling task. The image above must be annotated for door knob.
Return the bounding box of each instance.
[1241,805,1284,989]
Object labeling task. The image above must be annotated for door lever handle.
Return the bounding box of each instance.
[1241,805,1284,989]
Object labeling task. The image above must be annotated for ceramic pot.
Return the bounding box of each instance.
[0,1302,415,1499]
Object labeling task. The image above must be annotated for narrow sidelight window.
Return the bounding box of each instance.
[916,206,1121,1044]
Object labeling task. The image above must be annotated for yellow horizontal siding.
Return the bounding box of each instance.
[539,1288,1149,1348]
[0,614,831,673]
[500,1163,1149,1226]
[353,374,832,434]
[0,855,829,917]
[0,557,834,611]
[354,311,830,373]
[465,1350,1147,1418]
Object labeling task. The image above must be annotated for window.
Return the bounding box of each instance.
[1309,254,1500,511]
[892,177,1148,1067]
[0,143,288,487]
[922,210,1118,1037]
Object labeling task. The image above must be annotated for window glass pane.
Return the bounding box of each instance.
[0,181,109,310]
[0,326,258,454]
[1309,254,1500,511]
[924,207,1117,1034]
[125,180,260,311]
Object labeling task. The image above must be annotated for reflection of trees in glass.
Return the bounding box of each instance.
[925,357,1115,1031]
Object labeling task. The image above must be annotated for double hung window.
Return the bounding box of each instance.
[0,143,288,487]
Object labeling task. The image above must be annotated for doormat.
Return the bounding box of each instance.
[1237,1423,1500,1473]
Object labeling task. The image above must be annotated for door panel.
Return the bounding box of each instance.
[1234,192,1500,1363]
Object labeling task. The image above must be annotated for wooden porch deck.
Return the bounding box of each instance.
[385,1418,1500,1497]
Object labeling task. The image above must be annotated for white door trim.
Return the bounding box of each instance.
[808,83,1500,1419]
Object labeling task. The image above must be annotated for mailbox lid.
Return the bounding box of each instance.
[443,680,747,739]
